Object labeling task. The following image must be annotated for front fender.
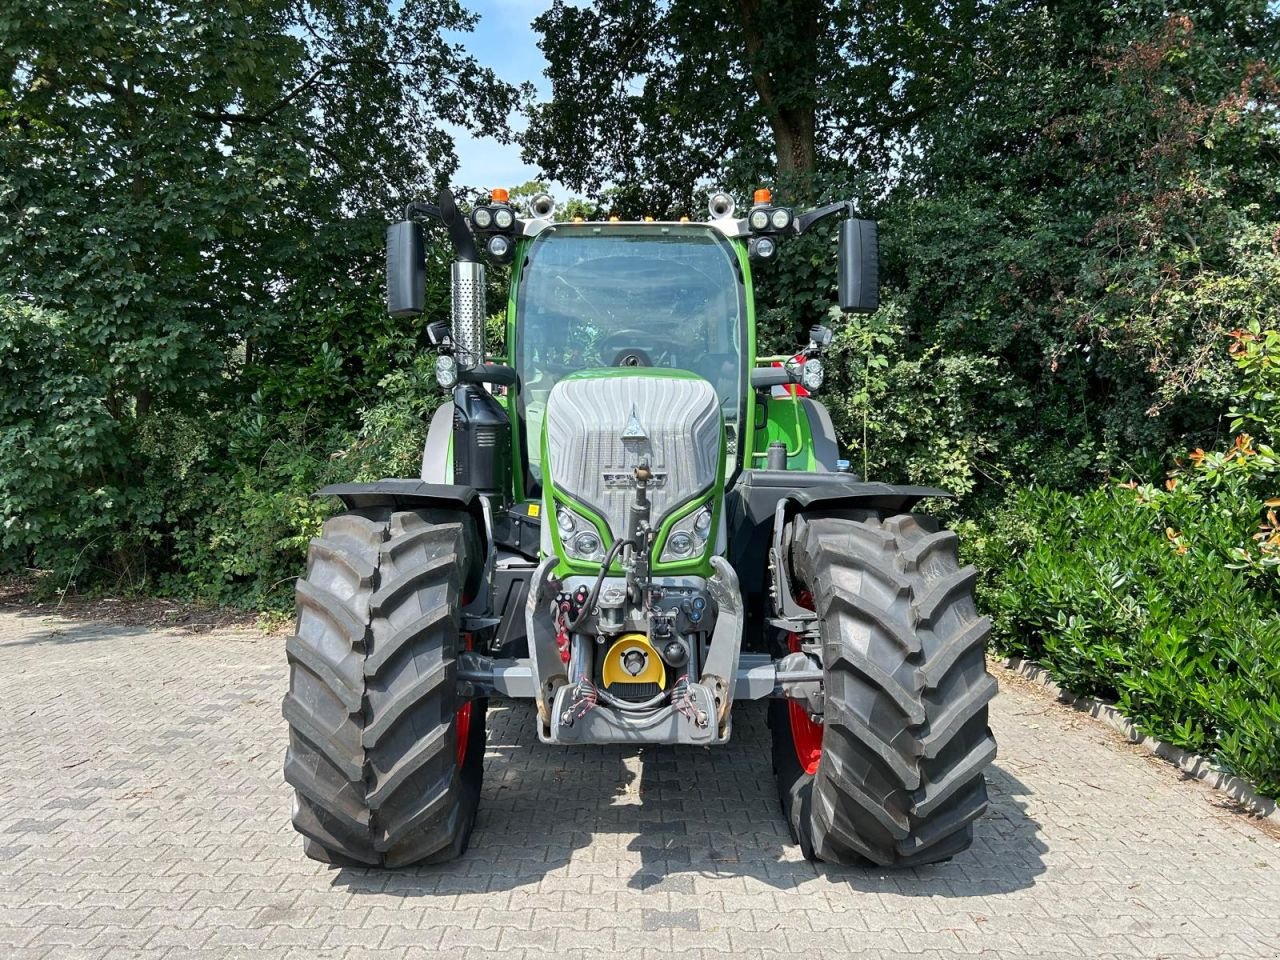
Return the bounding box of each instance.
[766,476,952,625]
[315,480,488,595]
[725,470,950,612]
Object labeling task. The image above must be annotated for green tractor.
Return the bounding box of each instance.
[282,185,997,868]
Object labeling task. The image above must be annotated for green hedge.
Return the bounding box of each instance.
[0,297,444,613]
[974,485,1280,800]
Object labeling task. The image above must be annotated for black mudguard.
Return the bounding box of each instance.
[315,480,488,594]
[725,470,952,645]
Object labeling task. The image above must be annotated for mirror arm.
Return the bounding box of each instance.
[795,200,855,235]
[403,200,441,221]
[459,363,518,387]
[750,365,799,389]
[399,189,479,262]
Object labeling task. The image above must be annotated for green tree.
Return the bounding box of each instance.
[523,0,1280,497]
[1,0,516,418]
[522,0,988,210]
[0,1,517,595]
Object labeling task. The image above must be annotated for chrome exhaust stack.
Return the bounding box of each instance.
[450,259,486,371]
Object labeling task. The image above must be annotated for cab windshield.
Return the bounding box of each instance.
[515,223,746,489]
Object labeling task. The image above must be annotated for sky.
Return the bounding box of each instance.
[443,0,557,193]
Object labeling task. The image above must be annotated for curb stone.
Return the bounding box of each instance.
[999,656,1279,823]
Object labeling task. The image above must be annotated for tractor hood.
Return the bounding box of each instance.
[542,370,723,560]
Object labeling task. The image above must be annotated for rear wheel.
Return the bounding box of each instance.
[770,511,997,866]
[283,507,486,867]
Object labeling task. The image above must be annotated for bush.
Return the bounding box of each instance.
[977,329,1280,799]
[0,294,444,612]
[0,298,136,581]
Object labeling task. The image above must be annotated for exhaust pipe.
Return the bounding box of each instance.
[434,188,486,369]
[451,260,485,370]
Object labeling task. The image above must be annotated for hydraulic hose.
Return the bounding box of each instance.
[565,538,634,633]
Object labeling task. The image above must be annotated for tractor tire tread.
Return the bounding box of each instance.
[776,511,997,868]
[282,507,484,869]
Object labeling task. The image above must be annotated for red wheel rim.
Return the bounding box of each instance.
[455,632,473,767]
[454,700,472,767]
[787,589,822,775]
[787,632,823,775]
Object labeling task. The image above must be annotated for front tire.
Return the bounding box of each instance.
[283,508,486,867]
[771,512,997,866]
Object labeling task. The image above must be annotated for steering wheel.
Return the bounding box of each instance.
[611,347,653,367]
[597,329,662,367]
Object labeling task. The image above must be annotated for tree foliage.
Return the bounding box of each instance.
[526,0,1280,495]
[3,0,1280,617]
[0,0,515,602]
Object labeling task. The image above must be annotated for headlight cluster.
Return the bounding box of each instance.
[556,504,606,562]
[747,205,793,233]
[659,503,714,563]
[470,204,516,231]
[471,189,519,262]
[434,354,458,389]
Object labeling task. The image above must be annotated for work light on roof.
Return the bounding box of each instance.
[486,234,512,260]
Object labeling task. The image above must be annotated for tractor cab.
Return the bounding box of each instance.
[515,222,747,492]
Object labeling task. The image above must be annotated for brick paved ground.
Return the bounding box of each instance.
[1,610,1277,960]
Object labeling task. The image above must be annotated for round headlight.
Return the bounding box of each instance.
[667,532,694,557]
[749,209,770,231]
[556,508,576,537]
[801,358,824,390]
[434,355,458,389]
[493,207,515,230]
[753,236,776,259]
[574,531,602,558]
[693,506,712,539]
[771,207,792,230]
[486,234,510,258]
[472,207,493,229]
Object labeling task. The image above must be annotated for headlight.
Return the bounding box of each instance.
[659,502,715,563]
[556,506,576,536]
[434,355,458,389]
[572,531,603,561]
[486,234,511,259]
[472,206,493,229]
[667,532,694,557]
[770,207,793,230]
[493,207,515,230]
[749,236,776,260]
[801,358,824,391]
[749,209,770,231]
[557,505,607,562]
[693,505,712,539]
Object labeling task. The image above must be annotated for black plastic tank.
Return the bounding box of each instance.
[452,384,512,501]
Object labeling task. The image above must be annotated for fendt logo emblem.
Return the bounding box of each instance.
[602,472,667,487]
[606,405,663,484]
[621,406,647,442]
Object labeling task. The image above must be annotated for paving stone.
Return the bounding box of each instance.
[0,610,1277,959]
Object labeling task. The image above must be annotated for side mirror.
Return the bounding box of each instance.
[837,218,880,314]
[386,220,425,317]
